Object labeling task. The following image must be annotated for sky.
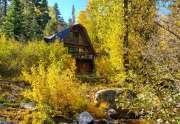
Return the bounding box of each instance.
[48,0,88,23]
[159,7,171,15]
[48,0,171,23]
[158,1,172,15]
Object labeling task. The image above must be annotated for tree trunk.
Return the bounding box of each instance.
[123,0,129,73]
[3,0,7,16]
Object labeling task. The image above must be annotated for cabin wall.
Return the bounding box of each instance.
[76,59,94,74]
[62,26,95,74]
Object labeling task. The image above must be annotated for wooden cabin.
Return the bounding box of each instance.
[44,24,96,74]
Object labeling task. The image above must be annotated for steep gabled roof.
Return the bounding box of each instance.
[71,24,96,55]
[44,24,96,55]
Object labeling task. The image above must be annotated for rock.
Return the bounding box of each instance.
[0,122,16,124]
[72,120,79,124]
[113,108,139,120]
[5,95,16,101]
[11,89,17,95]
[94,119,107,124]
[107,109,118,120]
[79,112,94,124]
[20,102,35,110]
[51,115,73,124]
[157,118,163,124]
[176,103,180,108]
[94,88,122,108]
[0,103,4,109]
[18,82,25,88]
[165,121,170,124]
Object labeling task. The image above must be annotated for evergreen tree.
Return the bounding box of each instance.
[2,0,7,16]
[44,3,66,35]
[68,18,72,27]
[2,0,24,40]
[36,0,50,30]
[22,0,42,40]
[44,6,58,35]
[53,3,65,25]
[0,0,8,27]
[0,1,3,26]
[0,0,8,16]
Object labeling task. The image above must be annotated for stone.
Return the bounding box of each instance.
[165,121,170,124]
[94,88,123,108]
[176,103,180,108]
[107,109,118,120]
[79,112,94,124]
[113,108,138,120]
[51,115,72,124]
[0,103,4,109]
[157,118,163,124]
[72,120,79,124]
[5,95,16,101]
[20,102,35,110]
[0,122,16,124]
[94,119,107,124]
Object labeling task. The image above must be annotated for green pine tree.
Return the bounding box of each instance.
[0,0,8,30]
[0,0,8,16]
[22,0,42,40]
[53,3,65,26]
[2,0,24,40]
[0,1,3,27]
[44,3,67,35]
[44,6,58,35]
[36,0,50,30]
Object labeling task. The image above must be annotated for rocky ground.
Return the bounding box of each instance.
[0,79,179,124]
[0,80,33,123]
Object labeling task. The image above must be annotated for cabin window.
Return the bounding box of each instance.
[68,47,77,53]
[79,48,88,53]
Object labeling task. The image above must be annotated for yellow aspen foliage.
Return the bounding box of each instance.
[78,0,125,83]
[78,0,157,83]
[22,41,87,115]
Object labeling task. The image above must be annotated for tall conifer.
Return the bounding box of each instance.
[2,0,24,40]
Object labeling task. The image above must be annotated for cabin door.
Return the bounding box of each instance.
[76,59,94,74]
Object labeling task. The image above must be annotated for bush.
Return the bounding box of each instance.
[0,37,87,117]
[20,110,52,124]
[22,41,87,116]
[119,36,180,122]
[0,36,22,78]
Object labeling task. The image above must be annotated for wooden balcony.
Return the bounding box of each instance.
[69,51,95,60]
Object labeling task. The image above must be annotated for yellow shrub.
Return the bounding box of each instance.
[0,37,87,116]
[0,37,22,78]
[86,103,106,119]
[22,41,87,115]
[20,111,50,124]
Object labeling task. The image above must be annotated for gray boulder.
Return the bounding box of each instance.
[94,88,123,108]
[79,112,94,124]
[5,95,16,101]
[20,102,35,110]
[0,122,16,124]
[176,103,180,108]
[107,109,117,119]
[0,103,4,109]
